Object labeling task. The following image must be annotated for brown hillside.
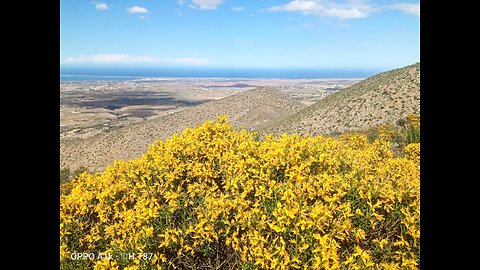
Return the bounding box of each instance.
[261,63,420,136]
[60,87,305,172]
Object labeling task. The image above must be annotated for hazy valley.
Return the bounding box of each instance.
[60,63,419,173]
[61,77,361,172]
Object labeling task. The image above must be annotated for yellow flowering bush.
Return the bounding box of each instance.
[377,124,399,142]
[405,114,420,144]
[406,114,420,129]
[404,143,420,165]
[60,116,420,269]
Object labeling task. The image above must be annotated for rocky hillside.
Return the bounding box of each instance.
[261,63,420,136]
[60,87,305,172]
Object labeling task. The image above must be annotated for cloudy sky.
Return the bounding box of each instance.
[60,0,419,70]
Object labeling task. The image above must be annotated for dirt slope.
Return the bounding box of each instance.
[60,87,305,172]
[261,63,420,136]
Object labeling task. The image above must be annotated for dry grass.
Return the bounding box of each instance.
[60,87,306,172]
[260,63,420,136]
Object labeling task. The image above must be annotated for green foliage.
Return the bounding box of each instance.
[72,166,89,179]
[60,166,90,183]
[402,114,420,144]
[60,167,70,183]
[405,125,420,144]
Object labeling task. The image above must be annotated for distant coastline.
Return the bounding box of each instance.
[60,74,142,81]
[60,68,380,81]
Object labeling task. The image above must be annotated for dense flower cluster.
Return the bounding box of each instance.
[60,116,420,269]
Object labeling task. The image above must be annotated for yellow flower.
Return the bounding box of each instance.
[60,116,420,269]
[298,243,309,252]
[355,229,366,242]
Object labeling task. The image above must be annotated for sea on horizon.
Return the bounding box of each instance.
[60,68,379,81]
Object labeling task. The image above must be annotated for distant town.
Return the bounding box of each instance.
[60,77,362,140]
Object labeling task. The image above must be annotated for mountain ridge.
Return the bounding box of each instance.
[260,63,420,136]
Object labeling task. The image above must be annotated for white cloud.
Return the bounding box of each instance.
[177,0,185,5]
[271,0,317,12]
[269,0,374,19]
[170,57,210,66]
[190,0,224,10]
[95,3,108,10]
[270,1,420,19]
[390,3,420,17]
[139,15,145,20]
[126,5,149,14]
[65,54,156,64]
[64,54,211,66]
[232,6,245,12]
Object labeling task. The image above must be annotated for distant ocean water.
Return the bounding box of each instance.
[60,74,142,81]
[60,74,143,81]
[60,68,380,81]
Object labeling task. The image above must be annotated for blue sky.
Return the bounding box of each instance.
[60,0,419,71]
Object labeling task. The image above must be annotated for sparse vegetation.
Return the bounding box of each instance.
[60,167,70,183]
[72,166,89,177]
[60,166,90,183]
[358,114,420,156]
[61,87,306,172]
[262,63,420,137]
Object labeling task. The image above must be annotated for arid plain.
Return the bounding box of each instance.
[61,78,360,140]
[60,78,361,171]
